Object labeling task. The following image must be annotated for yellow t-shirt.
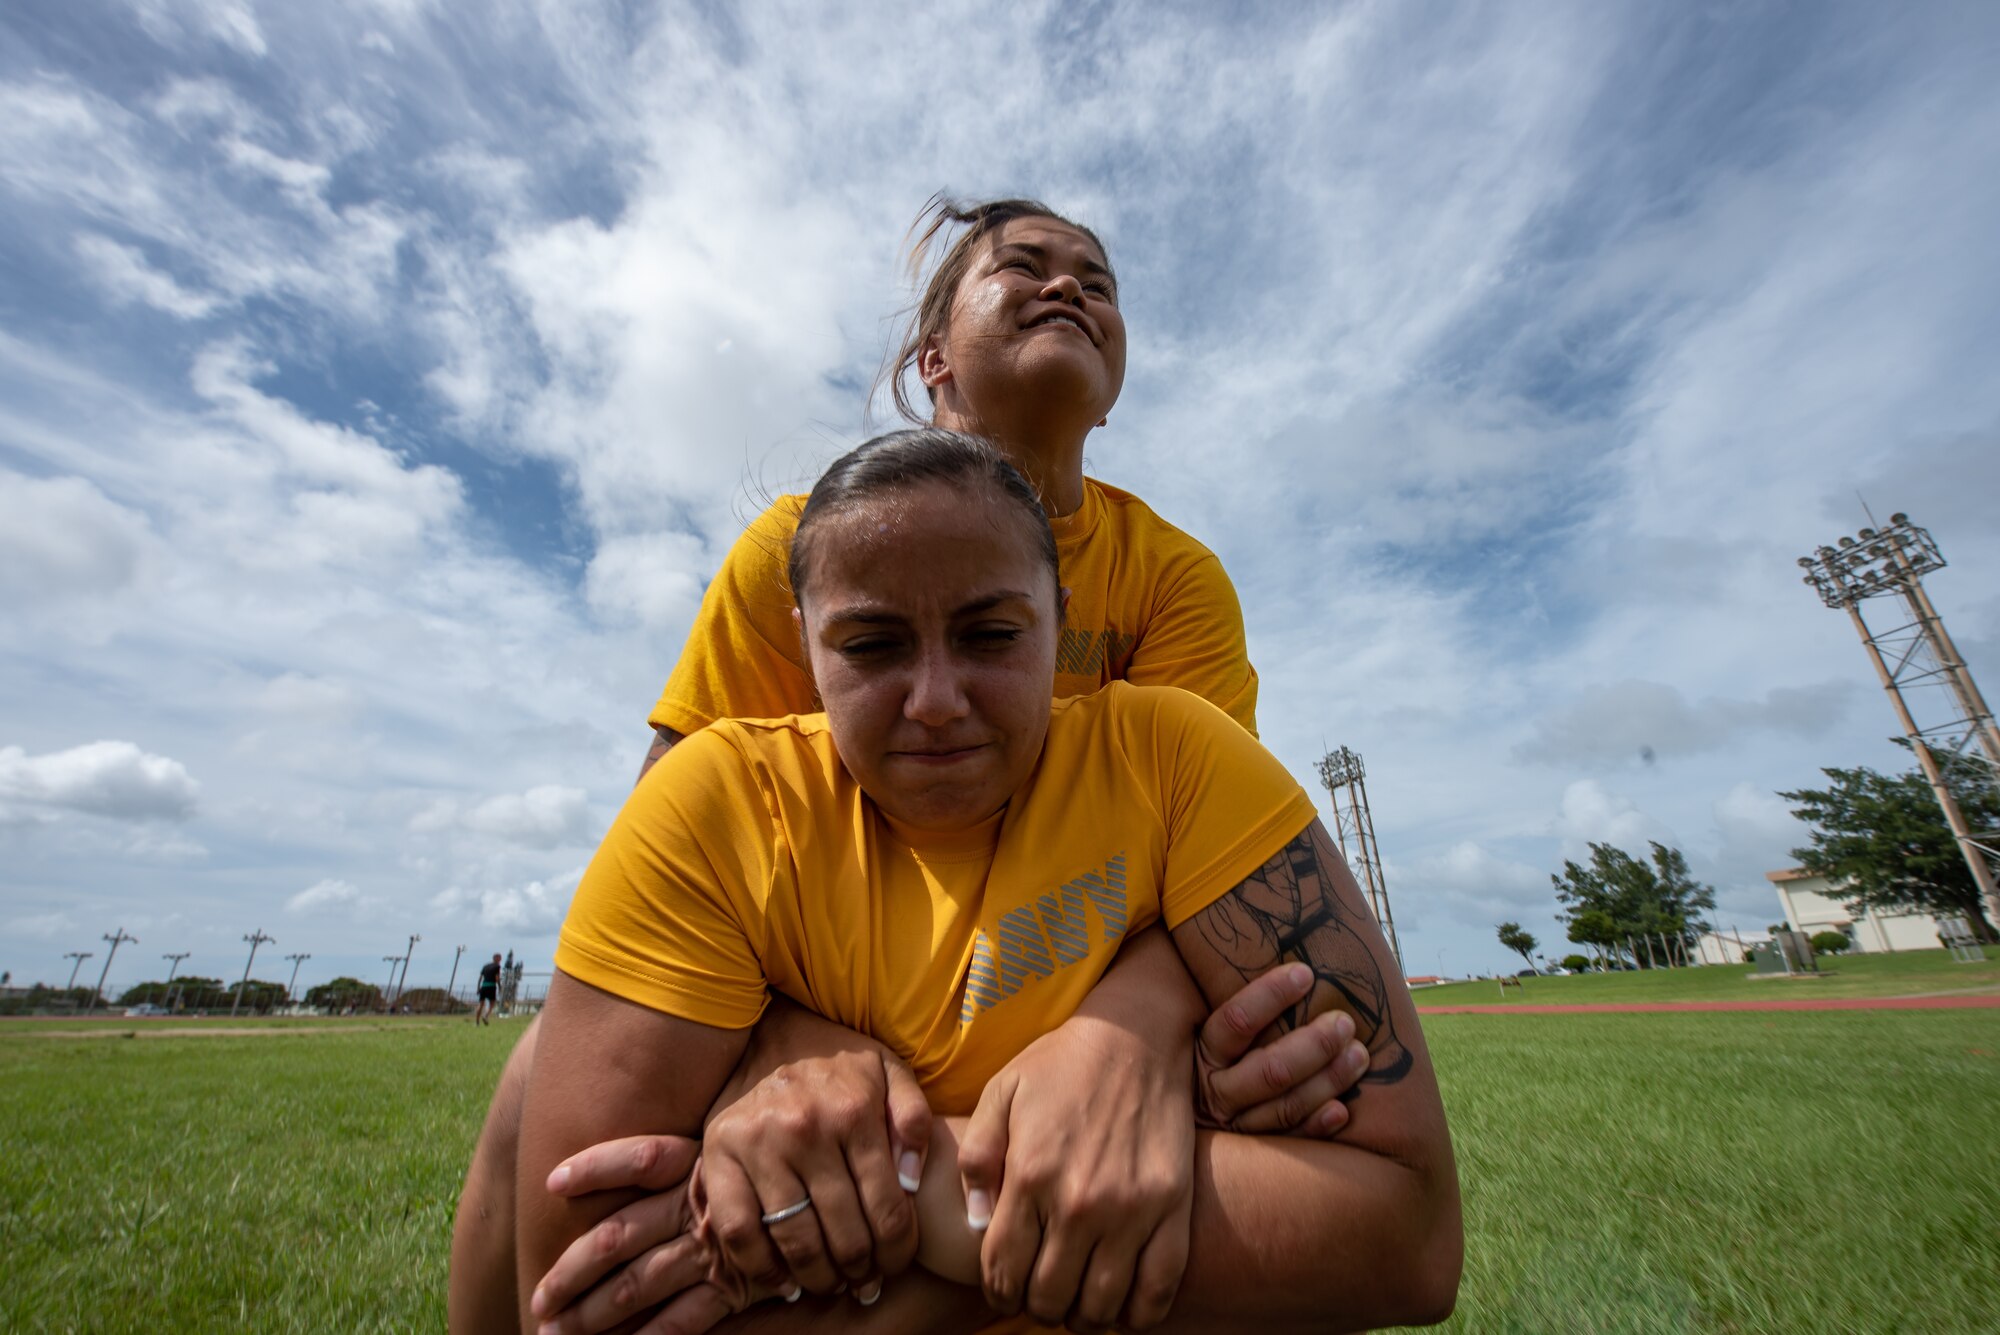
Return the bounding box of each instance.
[561,683,1313,1115]
[647,478,1260,738]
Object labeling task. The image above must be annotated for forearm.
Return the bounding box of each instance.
[1071,920,1208,1043]
[514,974,748,1324]
[706,994,888,1123]
[911,1119,1458,1333]
[715,1271,989,1335]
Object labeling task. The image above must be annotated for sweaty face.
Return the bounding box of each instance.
[927,218,1127,425]
[799,480,1061,832]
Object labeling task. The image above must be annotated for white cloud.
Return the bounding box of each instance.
[1516,680,1855,767]
[432,868,582,931]
[459,786,594,850]
[583,532,707,632]
[1552,779,1674,857]
[0,471,158,603]
[73,234,220,318]
[286,878,364,914]
[4,1,1999,990]
[6,912,77,939]
[0,741,199,820]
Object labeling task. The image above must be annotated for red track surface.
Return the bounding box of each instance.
[1419,995,2000,1014]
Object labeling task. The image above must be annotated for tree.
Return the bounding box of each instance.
[1496,922,1540,972]
[1782,763,1999,941]
[396,987,464,1014]
[1559,954,1592,973]
[1552,842,1716,968]
[1810,930,1851,956]
[305,977,383,1012]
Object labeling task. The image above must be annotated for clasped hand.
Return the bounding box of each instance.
[530,962,1367,1333]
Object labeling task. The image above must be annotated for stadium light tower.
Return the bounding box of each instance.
[1316,746,1404,970]
[1798,513,2000,929]
[89,928,137,1012]
[231,929,275,1017]
[63,951,93,995]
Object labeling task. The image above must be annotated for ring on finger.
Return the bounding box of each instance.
[760,1196,814,1226]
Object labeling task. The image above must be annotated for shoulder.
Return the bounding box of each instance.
[1053,681,1237,747]
[1082,478,1222,564]
[718,493,808,570]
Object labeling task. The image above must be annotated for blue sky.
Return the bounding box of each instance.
[4,0,1999,995]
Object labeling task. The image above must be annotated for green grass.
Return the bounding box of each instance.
[1419,1011,2000,1333]
[1417,945,1999,1008]
[0,1018,523,1333]
[3,1010,1996,1333]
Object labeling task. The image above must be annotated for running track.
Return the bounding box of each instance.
[1419,995,2000,1014]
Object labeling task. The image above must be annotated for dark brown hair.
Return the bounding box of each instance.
[788,428,1060,607]
[874,195,1114,425]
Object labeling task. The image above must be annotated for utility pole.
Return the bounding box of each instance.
[391,934,420,1008]
[1317,746,1404,970]
[446,944,467,1009]
[381,956,401,1012]
[231,929,275,1017]
[63,951,93,997]
[283,953,311,1006]
[89,928,137,1011]
[1799,514,2000,931]
[161,952,190,1009]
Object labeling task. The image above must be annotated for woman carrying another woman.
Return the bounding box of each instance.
[450,198,1411,1330]
[518,429,1461,1332]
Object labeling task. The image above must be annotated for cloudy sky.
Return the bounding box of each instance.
[5,0,1999,997]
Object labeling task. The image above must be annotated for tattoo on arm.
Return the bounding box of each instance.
[636,727,684,784]
[1190,822,1412,1084]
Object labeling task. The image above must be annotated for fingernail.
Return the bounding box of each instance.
[782,1282,802,1303]
[898,1151,922,1193]
[546,1164,570,1193]
[1288,962,1312,992]
[530,1284,547,1317]
[966,1188,992,1231]
[858,1280,883,1306]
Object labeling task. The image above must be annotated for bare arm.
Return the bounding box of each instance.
[906,818,1461,1330]
[1166,818,1460,1329]
[514,970,752,1327]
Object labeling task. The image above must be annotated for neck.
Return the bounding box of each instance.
[932,403,1090,517]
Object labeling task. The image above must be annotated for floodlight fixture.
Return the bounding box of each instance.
[1797,513,1945,609]
[1798,512,2000,930]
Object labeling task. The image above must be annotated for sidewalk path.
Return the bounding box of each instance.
[1419,995,2000,1014]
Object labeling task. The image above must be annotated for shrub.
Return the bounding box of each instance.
[1561,954,1592,972]
[1810,930,1851,956]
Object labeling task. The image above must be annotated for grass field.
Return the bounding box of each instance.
[3,1006,1997,1333]
[1416,945,2000,1008]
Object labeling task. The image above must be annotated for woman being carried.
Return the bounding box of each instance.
[517,430,1461,1333]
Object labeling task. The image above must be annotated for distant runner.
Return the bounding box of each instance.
[473,953,501,1026]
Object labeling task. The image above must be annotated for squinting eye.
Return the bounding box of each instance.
[838,639,898,659]
[967,629,1023,649]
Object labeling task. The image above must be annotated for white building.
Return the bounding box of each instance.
[1691,930,1766,966]
[1766,868,1945,952]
